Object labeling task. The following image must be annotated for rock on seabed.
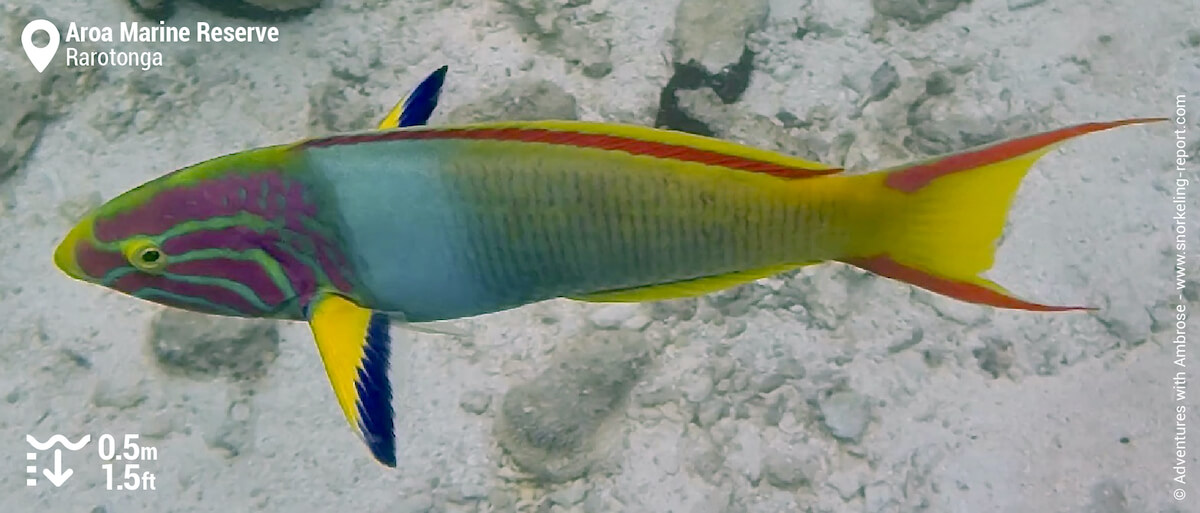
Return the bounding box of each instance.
[147,309,280,381]
[496,331,650,482]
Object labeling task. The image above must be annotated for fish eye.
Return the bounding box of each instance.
[123,239,167,273]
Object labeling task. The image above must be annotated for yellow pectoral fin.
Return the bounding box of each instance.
[569,263,816,302]
[308,293,396,467]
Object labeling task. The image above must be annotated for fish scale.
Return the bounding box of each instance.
[431,141,813,306]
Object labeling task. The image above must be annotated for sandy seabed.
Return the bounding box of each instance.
[1,0,1199,512]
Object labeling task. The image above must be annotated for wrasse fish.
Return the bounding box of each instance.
[52,67,1162,465]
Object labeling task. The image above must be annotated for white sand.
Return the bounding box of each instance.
[1,0,1197,511]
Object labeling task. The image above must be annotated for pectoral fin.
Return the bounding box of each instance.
[378,65,448,129]
[307,293,396,466]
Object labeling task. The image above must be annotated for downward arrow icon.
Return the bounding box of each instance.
[42,449,72,487]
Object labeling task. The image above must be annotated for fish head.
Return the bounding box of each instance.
[54,146,313,318]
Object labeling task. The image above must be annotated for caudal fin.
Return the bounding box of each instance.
[841,118,1164,311]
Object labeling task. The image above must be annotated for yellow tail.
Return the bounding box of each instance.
[841,118,1164,311]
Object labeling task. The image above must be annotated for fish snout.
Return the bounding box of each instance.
[53,224,91,281]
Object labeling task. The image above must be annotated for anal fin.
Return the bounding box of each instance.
[569,263,815,302]
[308,293,397,466]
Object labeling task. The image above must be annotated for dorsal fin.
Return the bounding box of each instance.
[377,66,448,129]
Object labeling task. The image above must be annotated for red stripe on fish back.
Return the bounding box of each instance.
[302,127,840,179]
[884,118,1166,193]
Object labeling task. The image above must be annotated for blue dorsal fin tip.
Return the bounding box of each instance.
[396,66,448,128]
[356,312,396,467]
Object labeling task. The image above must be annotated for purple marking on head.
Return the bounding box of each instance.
[145,293,217,313]
[160,225,259,254]
[243,176,264,209]
[75,244,128,280]
[284,180,307,210]
[313,240,354,292]
[162,226,319,302]
[260,238,318,300]
[93,170,359,299]
[112,272,262,316]
[166,258,285,307]
[94,171,309,243]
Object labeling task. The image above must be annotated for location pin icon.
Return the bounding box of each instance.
[22,20,60,73]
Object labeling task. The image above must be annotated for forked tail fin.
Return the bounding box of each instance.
[841,118,1164,311]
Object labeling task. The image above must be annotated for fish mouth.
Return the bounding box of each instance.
[53,221,91,281]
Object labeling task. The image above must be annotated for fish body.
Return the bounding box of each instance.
[51,69,1163,466]
[303,125,852,321]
